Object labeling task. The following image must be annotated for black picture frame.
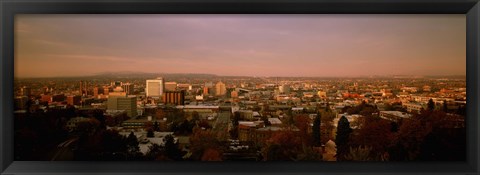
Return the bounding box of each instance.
[1,0,479,174]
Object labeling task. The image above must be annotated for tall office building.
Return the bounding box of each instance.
[107,87,137,117]
[215,81,227,96]
[79,81,88,96]
[146,77,165,97]
[122,83,135,95]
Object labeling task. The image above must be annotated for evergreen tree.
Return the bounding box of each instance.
[147,129,154,138]
[230,112,240,139]
[93,109,106,129]
[145,143,165,160]
[335,115,352,161]
[427,99,435,111]
[442,100,448,113]
[153,121,160,131]
[312,112,321,146]
[164,134,183,160]
[288,115,295,126]
[126,132,139,153]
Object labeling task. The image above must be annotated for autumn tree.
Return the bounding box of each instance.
[344,146,387,161]
[295,114,312,144]
[320,110,336,143]
[189,128,223,161]
[263,129,302,161]
[145,144,168,161]
[350,116,394,158]
[201,148,223,161]
[335,115,352,161]
[144,121,153,131]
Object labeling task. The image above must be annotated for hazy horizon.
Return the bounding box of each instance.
[15,14,466,78]
[14,71,467,79]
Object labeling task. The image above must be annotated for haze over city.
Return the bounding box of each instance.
[15,14,465,78]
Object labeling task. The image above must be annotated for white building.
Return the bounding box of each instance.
[146,77,165,97]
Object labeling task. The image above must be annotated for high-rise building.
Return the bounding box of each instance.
[107,87,137,117]
[146,77,165,97]
[93,87,100,97]
[215,81,227,96]
[203,87,209,95]
[163,90,185,105]
[103,87,111,96]
[165,82,178,91]
[79,81,88,96]
[122,83,135,95]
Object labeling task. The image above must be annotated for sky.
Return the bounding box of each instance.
[15,14,466,78]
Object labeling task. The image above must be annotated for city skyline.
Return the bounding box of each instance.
[15,14,466,78]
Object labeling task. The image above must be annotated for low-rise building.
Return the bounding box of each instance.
[379,111,412,122]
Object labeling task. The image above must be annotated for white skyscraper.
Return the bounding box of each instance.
[146,77,165,97]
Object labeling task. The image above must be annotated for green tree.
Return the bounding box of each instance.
[312,112,321,146]
[335,115,352,161]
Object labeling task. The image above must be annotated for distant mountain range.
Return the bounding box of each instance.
[91,71,219,79]
[16,71,466,79]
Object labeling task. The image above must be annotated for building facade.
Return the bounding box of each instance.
[163,90,185,105]
[146,78,165,97]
